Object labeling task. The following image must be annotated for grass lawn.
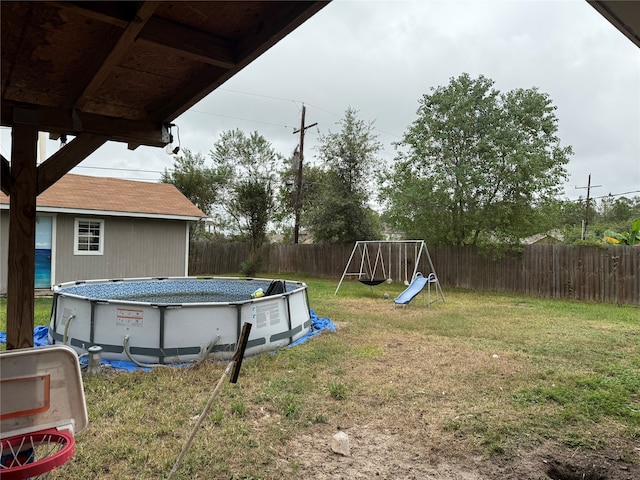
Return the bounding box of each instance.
[1,276,639,479]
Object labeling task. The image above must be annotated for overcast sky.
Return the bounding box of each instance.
[2,0,639,202]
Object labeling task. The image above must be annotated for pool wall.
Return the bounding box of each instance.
[48,277,311,364]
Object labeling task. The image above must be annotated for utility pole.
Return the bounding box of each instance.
[575,174,601,240]
[292,104,317,244]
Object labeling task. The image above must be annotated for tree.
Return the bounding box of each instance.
[230,179,273,251]
[598,195,640,227]
[209,129,283,272]
[546,197,588,244]
[305,107,382,243]
[380,73,572,247]
[161,149,228,238]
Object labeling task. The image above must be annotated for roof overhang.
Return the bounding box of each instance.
[589,1,640,48]
[0,204,203,222]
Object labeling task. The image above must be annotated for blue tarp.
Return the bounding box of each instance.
[0,310,336,371]
[290,309,336,346]
[0,325,50,347]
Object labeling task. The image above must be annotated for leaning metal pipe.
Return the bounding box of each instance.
[62,315,75,344]
[195,335,221,365]
[123,335,170,369]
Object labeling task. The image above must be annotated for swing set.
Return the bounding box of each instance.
[334,240,442,299]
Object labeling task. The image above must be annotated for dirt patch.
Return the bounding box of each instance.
[278,423,485,479]
[277,426,639,479]
[274,307,639,480]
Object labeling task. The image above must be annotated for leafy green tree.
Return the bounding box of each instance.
[161,149,228,238]
[229,179,273,251]
[556,198,587,228]
[306,107,382,243]
[380,73,572,247]
[598,195,640,228]
[541,198,586,244]
[209,129,283,272]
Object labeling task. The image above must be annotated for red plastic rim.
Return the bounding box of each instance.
[0,428,75,480]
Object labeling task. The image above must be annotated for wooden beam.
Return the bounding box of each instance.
[74,2,159,110]
[37,134,107,194]
[152,1,329,121]
[151,64,230,121]
[6,123,39,350]
[1,102,168,147]
[138,17,236,69]
[51,2,236,69]
[1,155,10,195]
[50,1,132,28]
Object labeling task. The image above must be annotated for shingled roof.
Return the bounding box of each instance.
[0,174,204,220]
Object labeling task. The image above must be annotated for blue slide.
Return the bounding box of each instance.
[394,273,433,305]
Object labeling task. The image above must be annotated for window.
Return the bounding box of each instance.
[74,218,104,255]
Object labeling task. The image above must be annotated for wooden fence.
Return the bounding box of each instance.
[189,241,640,305]
[429,245,639,305]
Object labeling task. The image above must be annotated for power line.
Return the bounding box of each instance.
[592,190,640,200]
[302,102,340,118]
[566,189,640,202]
[211,89,401,138]
[75,165,165,174]
[190,109,295,130]
[219,88,303,105]
[217,88,340,120]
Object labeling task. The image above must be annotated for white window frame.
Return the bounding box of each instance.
[73,218,104,255]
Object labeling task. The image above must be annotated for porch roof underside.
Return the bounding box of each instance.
[589,0,640,48]
[1,1,328,159]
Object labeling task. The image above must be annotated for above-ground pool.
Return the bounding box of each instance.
[48,277,311,364]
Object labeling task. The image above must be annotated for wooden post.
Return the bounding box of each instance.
[6,123,39,350]
[576,174,601,240]
[292,105,317,244]
[293,105,306,244]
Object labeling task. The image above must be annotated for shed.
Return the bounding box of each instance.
[0,174,204,294]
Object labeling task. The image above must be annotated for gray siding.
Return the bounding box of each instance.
[0,212,189,293]
[54,215,188,284]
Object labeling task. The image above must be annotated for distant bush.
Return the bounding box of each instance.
[240,257,263,276]
[603,218,640,246]
[571,238,607,249]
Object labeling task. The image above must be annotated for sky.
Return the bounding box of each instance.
[2,0,639,203]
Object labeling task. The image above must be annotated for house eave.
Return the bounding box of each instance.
[0,204,202,222]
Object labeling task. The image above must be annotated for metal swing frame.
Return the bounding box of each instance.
[334,240,441,296]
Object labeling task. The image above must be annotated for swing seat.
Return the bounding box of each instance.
[358,279,386,286]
